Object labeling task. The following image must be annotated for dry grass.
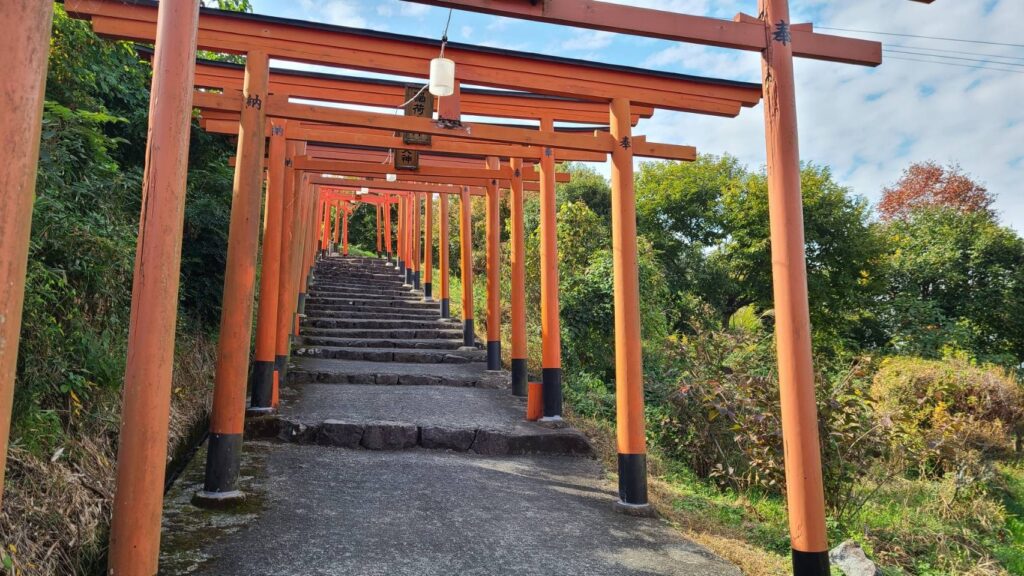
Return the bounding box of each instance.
[567,413,791,576]
[0,332,216,576]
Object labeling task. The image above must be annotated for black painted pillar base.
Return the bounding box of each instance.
[405,267,413,286]
[541,367,563,419]
[618,453,648,504]
[462,319,475,348]
[275,354,288,387]
[193,432,244,508]
[423,282,433,301]
[440,298,450,318]
[377,251,382,258]
[487,341,501,371]
[792,550,830,576]
[511,358,527,397]
[613,453,655,517]
[247,360,275,413]
[413,270,421,290]
[398,259,405,274]
[297,292,307,315]
[387,252,393,264]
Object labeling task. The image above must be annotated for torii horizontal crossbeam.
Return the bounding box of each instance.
[194,92,697,160]
[397,0,883,66]
[64,0,763,114]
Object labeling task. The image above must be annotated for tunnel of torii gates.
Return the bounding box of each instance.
[0,0,932,574]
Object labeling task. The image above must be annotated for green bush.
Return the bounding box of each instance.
[652,304,882,510]
[871,356,1024,479]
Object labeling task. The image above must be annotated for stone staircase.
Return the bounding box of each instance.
[165,255,741,576]
[250,255,592,456]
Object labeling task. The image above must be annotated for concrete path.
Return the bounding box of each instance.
[159,256,738,575]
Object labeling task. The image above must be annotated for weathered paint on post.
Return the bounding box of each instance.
[249,118,287,413]
[341,203,350,256]
[439,193,451,318]
[423,192,434,300]
[538,119,563,419]
[609,98,650,510]
[274,139,300,395]
[413,193,422,289]
[760,1,830,573]
[107,1,200,572]
[0,0,53,506]
[485,156,502,371]
[198,50,270,504]
[385,193,393,262]
[459,186,475,347]
[509,158,527,397]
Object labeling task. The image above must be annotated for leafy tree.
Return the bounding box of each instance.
[719,163,883,349]
[878,207,1024,364]
[878,161,994,221]
[557,163,612,222]
[635,155,746,324]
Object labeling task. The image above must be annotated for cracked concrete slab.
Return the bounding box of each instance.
[161,443,740,576]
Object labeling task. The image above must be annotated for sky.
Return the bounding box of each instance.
[248,0,1024,230]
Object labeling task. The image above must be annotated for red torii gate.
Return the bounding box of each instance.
[397,0,928,573]
[0,2,929,576]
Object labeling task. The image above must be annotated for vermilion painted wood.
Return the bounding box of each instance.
[106,1,200,573]
[509,158,527,368]
[0,1,53,507]
[274,140,301,403]
[609,98,646,458]
[485,156,501,345]
[459,186,474,323]
[192,62,654,125]
[210,50,270,454]
[538,118,561,408]
[252,118,286,381]
[200,115,610,162]
[397,0,882,66]
[65,0,762,113]
[194,91,697,159]
[424,191,433,289]
[760,0,829,559]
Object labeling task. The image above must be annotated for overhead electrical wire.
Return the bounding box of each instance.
[883,54,1024,75]
[818,26,1024,49]
[884,48,1024,68]
[884,43,1024,63]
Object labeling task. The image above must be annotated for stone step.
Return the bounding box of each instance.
[299,336,465,350]
[247,384,592,457]
[315,269,398,276]
[303,318,461,330]
[292,344,484,364]
[309,287,422,299]
[287,358,502,388]
[311,272,407,282]
[304,309,442,322]
[305,306,439,319]
[299,327,465,340]
[307,296,439,310]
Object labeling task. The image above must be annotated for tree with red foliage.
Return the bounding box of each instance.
[878,161,994,221]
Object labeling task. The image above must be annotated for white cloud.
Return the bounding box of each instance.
[638,0,1024,230]
[321,0,366,28]
[560,30,615,52]
[460,25,474,39]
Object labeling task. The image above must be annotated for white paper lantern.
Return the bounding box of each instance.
[386,173,398,182]
[429,57,455,97]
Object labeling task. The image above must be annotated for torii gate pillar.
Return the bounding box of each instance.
[0,1,53,507]
[107,1,200,572]
[760,0,830,573]
[197,49,269,506]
